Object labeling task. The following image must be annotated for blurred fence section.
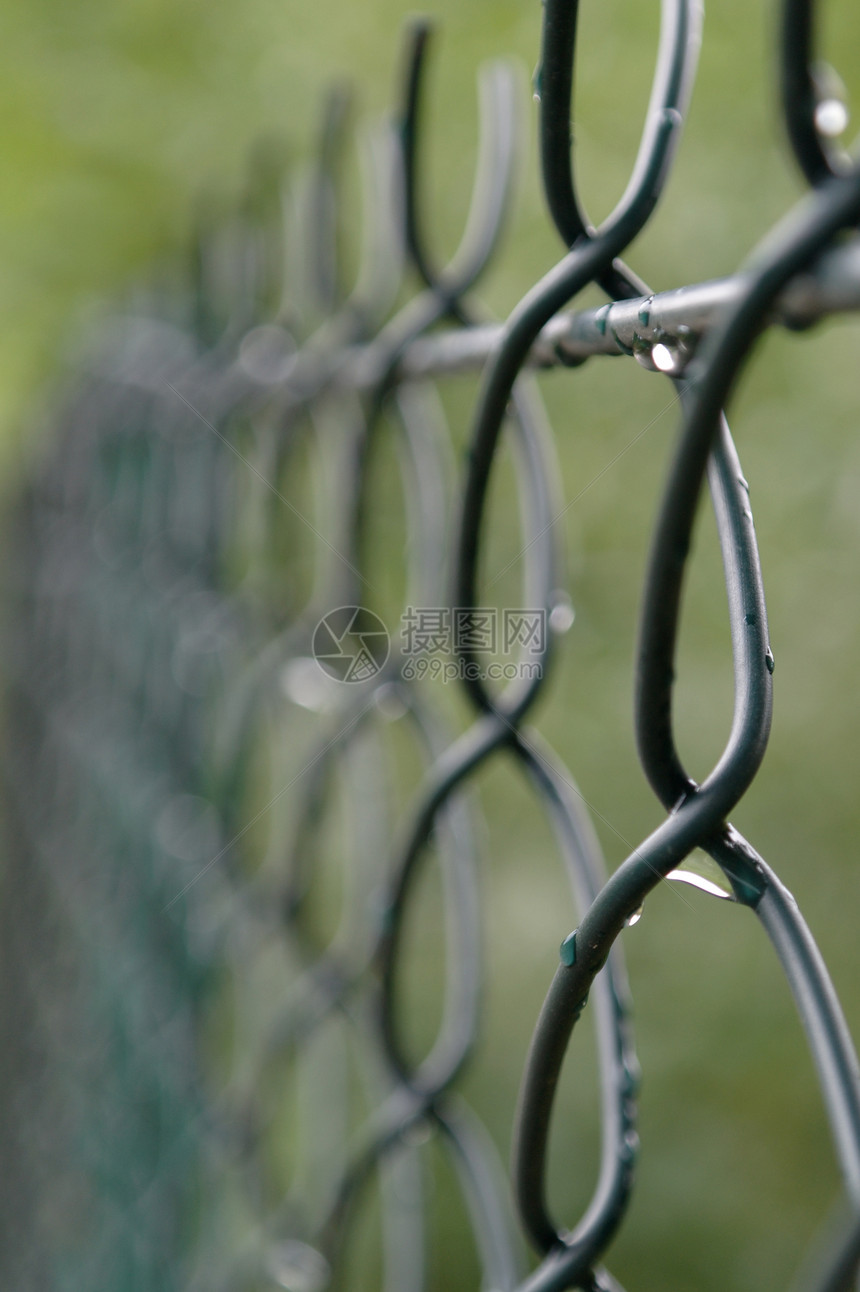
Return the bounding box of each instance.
[2,0,860,1288]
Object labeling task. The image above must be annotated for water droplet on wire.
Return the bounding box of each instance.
[550,594,575,634]
[265,1240,330,1292]
[374,682,407,720]
[667,850,734,899]
[651,342,677,372]
[634,338,680,373]
[281,657,333,711]
[815,98,849,138]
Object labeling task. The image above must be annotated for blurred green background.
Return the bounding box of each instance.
[3,0,860,1288]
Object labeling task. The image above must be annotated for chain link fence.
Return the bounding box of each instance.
[2,0,860,1287]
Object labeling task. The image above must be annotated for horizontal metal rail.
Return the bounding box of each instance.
[268,236,860,393]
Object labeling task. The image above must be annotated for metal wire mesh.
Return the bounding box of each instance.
[2,0,860,1288]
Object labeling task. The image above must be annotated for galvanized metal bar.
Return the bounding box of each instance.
[337,237,860,385]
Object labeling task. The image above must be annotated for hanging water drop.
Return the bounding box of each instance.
[651,342,677,372]
[811,61,850,138]
[815,98,849,138]
[625,906,643,928]
[281,657,333,711]
[633,339,654,370]
[633,336,680,374]
[374,682,407,721]
[265,1240,330,1292]
[550,594,575,634]
[667,849,734,899]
